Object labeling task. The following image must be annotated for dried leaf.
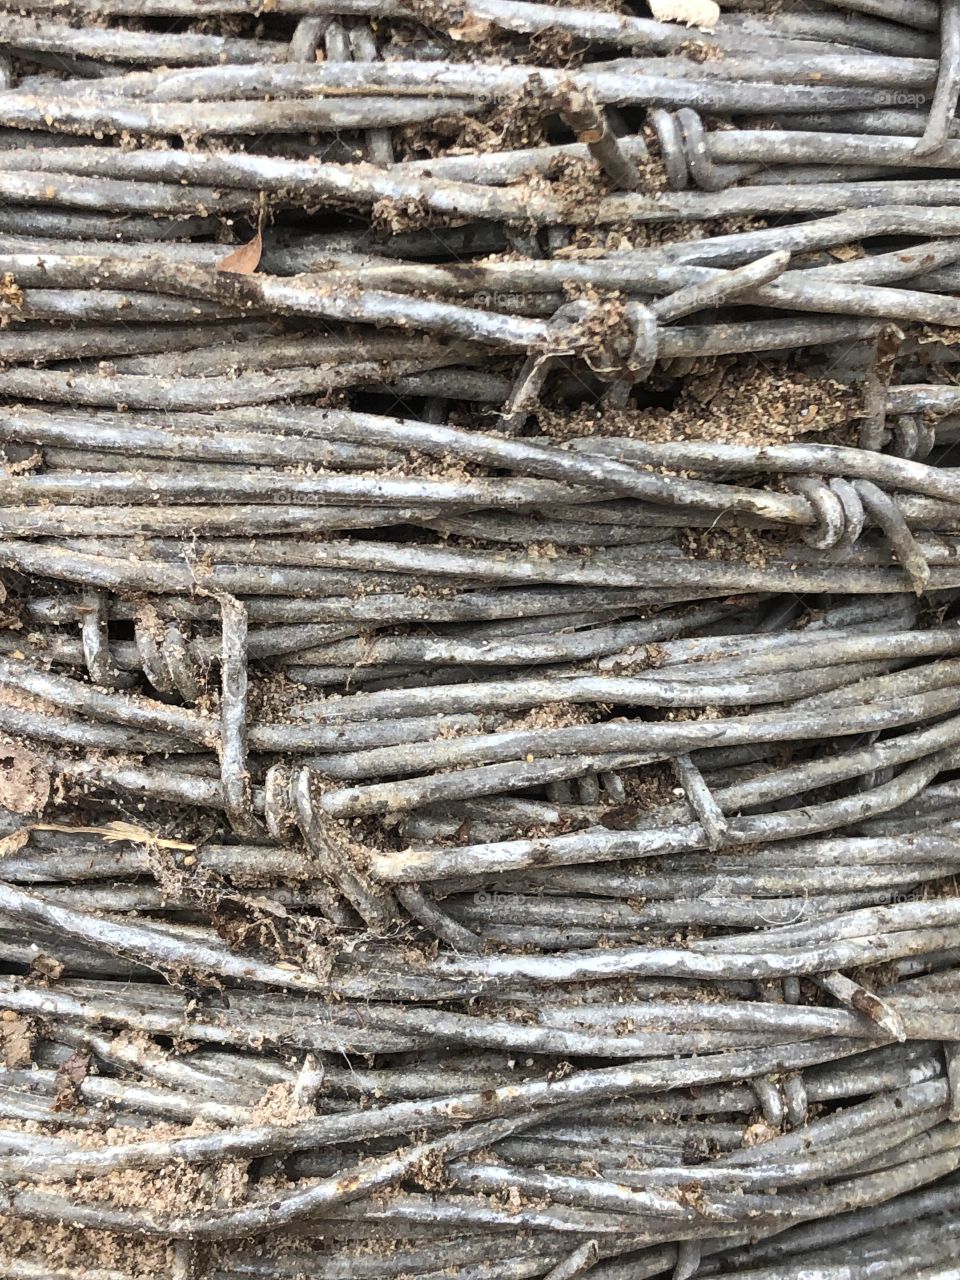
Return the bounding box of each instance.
[0,273,23,309]
[31,952,64,981]
[648,0,719,29]
[448,14,493,40]
[53,1050,91,1112]
[0,1013,33,1068]
[599,804,640,831]
[829,244,862,263]
[0,827,29,858]
[742,1120,780,1148]
[7,450,42,476]
[216,229,262,275]
[0,737,50,815]
[247,896,288,919]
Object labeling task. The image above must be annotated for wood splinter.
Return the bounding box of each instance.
[549,81,641,191]
[817,970,907,1042]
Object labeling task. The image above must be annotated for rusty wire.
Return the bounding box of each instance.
[0,2,959,1277]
